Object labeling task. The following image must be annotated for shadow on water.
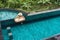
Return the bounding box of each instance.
[1,14,60,29]
[24,14,60,25]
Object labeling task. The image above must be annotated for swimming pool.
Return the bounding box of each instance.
[0,8,60,40]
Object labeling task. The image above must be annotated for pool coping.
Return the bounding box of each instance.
[0,8,60,15]
[0,8,60,21]
[28,8,60,16]
[43,33,60,40]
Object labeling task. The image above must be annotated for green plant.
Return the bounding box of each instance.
[0,1,4,8]
[38,0,50,4]
[0,0,60,12]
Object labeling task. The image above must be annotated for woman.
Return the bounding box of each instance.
[14,12,25,23]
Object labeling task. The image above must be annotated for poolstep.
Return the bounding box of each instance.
[0,12,25,40]
[6,27,13,40]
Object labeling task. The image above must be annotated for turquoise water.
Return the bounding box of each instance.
[1,10,60,40]
[0,10,18,21]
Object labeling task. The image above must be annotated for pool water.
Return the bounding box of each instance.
[1,10,60,40]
